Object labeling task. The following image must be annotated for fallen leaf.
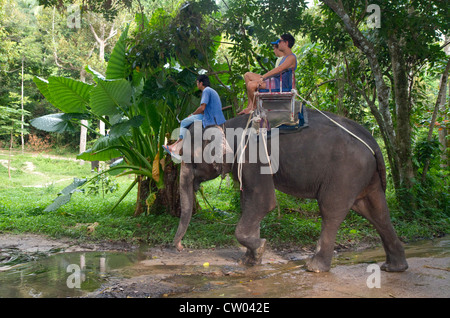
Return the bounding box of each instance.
[87,222,99,233]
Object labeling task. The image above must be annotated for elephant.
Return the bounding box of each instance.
[172,109,408,273]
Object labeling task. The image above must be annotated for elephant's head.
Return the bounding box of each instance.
[173,122,233,251]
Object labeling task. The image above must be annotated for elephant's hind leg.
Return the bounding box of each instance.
[352,188,408,272]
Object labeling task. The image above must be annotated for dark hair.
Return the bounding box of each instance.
[281,33,295,48]
[197,74,210,87]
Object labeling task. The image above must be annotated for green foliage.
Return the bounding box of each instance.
[413,134,442,172]
[44,178,87,212]
[0,95,31,139]
[0,153,448,246]
[46,77,92,113]
[31,24,158,211]
[30,113,89,133]
[38,0,133,21]
[3,0,448,242]
[31,4,227,212]
[85,173,119,197]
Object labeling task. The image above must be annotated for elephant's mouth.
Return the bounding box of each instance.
[193,179,202,192]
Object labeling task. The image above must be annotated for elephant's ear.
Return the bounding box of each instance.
[218,126,233,177]
[220,126,233,156]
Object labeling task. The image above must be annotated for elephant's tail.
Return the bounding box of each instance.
[374,145,387,192]
[340,115,387,193]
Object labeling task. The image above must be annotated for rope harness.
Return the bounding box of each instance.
[294,92,375,156]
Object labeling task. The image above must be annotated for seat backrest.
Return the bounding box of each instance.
[259,68,295,93]
[280,68,293,90]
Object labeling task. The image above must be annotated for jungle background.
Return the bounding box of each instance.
[0,0,448,249]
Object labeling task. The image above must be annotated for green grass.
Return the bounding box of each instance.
[0,150,448,249]
[0,150,89,190]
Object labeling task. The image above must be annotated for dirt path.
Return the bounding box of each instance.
[1,233,448,298]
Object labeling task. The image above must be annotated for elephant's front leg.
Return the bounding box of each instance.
[235,223,267,266]
[235,169,276,266]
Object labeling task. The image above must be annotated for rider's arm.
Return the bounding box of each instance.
[191,103,206,115]
[261,55,296,81]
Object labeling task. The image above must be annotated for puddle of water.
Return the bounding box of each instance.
[169,237,450,298]
[0,251,138,298]
[0,237,448,298]
[334,236,450,266]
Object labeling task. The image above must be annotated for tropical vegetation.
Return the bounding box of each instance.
[1,0,448,246]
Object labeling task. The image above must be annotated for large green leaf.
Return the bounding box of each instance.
[89,79,132,116]
[106,24,129,80]
[47,77,91,113]
[30,113,88,133]
[77,147,122,162]
[44,178,87,212]
[33,77,57,106]
[109,115,144,139]
[85,65,105,81]
[76,134,122,161]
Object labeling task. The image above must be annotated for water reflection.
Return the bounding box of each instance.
[0,251,137,298]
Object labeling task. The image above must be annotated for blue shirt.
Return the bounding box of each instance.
[200,86,226,127]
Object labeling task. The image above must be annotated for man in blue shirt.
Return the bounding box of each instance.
[164,75,226,157]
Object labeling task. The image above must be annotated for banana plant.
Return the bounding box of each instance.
[31,24,170,214]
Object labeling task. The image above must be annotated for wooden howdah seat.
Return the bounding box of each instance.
[252,68,306,133]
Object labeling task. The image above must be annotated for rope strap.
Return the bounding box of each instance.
[294,92,375,155]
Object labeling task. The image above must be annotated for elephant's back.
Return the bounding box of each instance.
[285,108,380,156]
[274,109,386,194]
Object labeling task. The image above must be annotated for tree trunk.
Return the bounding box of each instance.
[134,176,150,216]
[438,36,450,170]
[388,34,414,190]
[422,57,450,181]
[134,175,151,217]
[154,160,183,217]
[8,131,12,180]
[133,160,195,217]
[321,0,416,211]
[21,58,24,153]
[79,69,88,165]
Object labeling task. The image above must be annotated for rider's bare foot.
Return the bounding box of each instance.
[238,108,254,115]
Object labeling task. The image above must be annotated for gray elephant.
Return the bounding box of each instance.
[172,109,408,272]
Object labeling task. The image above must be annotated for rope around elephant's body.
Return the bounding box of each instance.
[294,91,375,155]
[236,111,255,190]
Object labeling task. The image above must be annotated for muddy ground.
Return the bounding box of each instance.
[0,233,448,298]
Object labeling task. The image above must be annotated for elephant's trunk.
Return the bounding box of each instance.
[173,162,194,251]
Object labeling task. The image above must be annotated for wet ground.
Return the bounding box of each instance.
[0,234,448,298]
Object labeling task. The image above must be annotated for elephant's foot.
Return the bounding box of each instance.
[175,241,184,252]
[380,246,408,272]
[305,256,331,273]
[239,239,266,266]
[381,261,408,272]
